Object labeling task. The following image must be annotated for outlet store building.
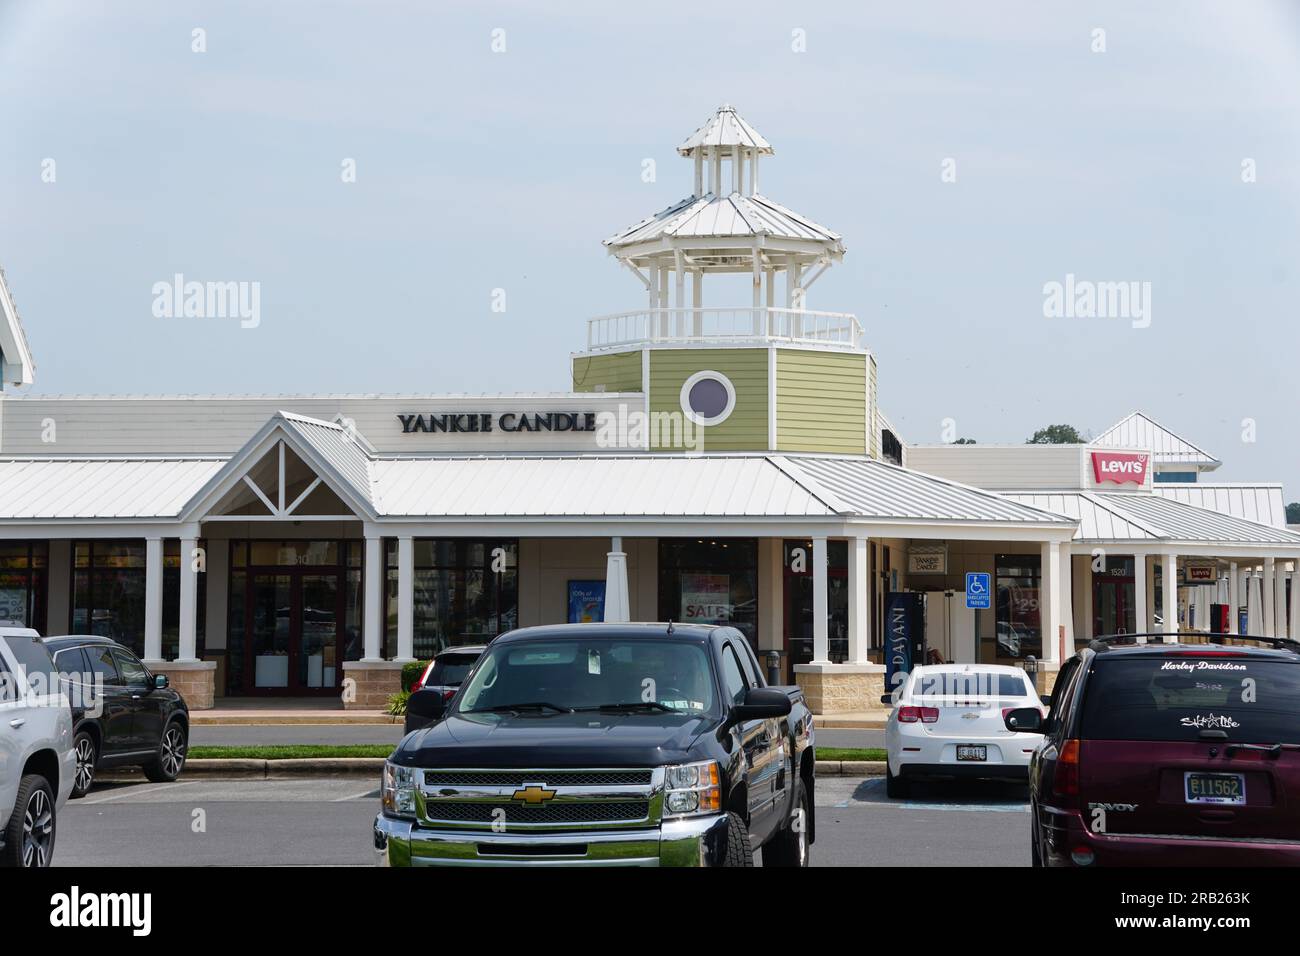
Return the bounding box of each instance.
[1,109,1297,713]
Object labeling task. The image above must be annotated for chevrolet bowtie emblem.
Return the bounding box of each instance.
[511,784,557,805]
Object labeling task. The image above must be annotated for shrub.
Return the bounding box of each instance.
[401,659,432,693]
[387,690,410,716]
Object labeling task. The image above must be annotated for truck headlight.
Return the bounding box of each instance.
[663,760,721,817]
[382,762,417,819]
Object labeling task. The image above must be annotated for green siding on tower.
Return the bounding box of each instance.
[775,349,867,454]
[572,350,643,393]
[648,348,768,452]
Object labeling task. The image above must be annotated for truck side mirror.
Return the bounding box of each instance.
[406,687,447,724]
[724,687,791,731]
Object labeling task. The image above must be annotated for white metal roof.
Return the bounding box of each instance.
[0,265,35,386]
[1153,483,1288,530]
[278,411,375,504]
[1094,411,1220,469]
[371,455,835,519]
[1002,491,1300,546]
[677,105,774,156]
[605,193,843,250]
[0,458,223,520]
[781,457,1071,525]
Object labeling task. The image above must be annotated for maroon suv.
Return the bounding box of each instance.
[1005,634,1300,866]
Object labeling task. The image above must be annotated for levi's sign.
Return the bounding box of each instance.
[398,412,598,435]
[1091,451,1148,485]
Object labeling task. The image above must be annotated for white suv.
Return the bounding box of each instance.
[0,626,76,867]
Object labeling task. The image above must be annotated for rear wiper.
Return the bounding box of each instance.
[1225,742,1300,758]
[470,702,572,714]
[576,701,679,713]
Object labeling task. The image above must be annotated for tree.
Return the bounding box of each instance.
[1287,502,1300,525]
[1027,424,1084,444]
[953,437,977,444]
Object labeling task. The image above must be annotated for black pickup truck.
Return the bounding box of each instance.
[374,622,815,867]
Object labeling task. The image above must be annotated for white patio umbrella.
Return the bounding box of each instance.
[1247,574,1263,636]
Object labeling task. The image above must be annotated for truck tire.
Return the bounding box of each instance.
[721,811,754,867]
[1,774,56,868]
[71,730,98,798]
[885,762,910,799]
[761,783,809,867]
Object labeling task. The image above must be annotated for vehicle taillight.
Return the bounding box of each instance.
[443,689,456,700]
[919,706,939,723]
[1054,739,1081,800]
[898,706,921,723]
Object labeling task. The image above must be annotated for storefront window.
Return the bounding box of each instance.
[783,540,848,676]
[658,539,758,652]
[995,554,1041,660]
[385,539,519,661]
[0,541,49,633]
[72,540,148,656]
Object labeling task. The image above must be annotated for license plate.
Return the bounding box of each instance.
[1184,772,1246,805]
[956,745,987,762]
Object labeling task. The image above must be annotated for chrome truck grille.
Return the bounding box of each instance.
[418,767,663,832]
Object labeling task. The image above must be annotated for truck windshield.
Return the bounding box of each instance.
[458,639,717,716]
[1080,656,1300,743]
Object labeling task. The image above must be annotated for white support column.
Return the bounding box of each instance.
[177,536,199,662]
[1041,541,1061,665]
[1162,551,1178,641]
[1058,542,1074,652]
[1290,563,1300,640]
[693,150,703,196]
[1144,554,1156,632]
[1228,562,1240,635]
[143,536,164,664]
[734,145,744,194]
[363,535,384,661]
[1133,552,1148,644]
[396,536,414,662]
[1264,557,1276,637]
[752,152,760,194]
[711,150,721,195]
[847,536,871,664]
[812,536,829,664]
[603,536,630,623]
[1248,571,1263,635]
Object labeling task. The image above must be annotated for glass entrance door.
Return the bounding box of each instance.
[1093,557,1136,638]
[244,571,342,694]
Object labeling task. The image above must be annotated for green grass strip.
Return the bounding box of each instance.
[188,744,395,760]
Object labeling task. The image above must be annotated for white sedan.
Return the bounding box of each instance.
[884,664,1045,798]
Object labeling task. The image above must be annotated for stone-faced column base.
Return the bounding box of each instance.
[150,661,217,710]
[341,661,406,710]
[793,663,887,715]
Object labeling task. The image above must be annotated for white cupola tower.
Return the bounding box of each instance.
[575,105,877,459]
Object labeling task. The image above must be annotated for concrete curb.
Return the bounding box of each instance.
[815,760,886,777]
[110,758,389,778]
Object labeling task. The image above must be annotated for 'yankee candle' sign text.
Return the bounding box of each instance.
[398,412,598,435]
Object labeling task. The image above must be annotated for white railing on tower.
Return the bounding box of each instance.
[585,308,863,351]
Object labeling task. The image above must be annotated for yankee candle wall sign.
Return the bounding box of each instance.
[398,412,598,434]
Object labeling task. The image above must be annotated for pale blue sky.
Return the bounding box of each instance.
[1,1,1297,495]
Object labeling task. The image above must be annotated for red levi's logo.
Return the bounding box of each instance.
[1091,451,1148,485]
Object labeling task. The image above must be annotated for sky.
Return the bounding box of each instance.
[1,0,1298,496]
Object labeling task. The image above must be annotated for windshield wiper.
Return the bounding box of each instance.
[468,702,573,714]
[1225,742,1300,758]
[576,701,680,713]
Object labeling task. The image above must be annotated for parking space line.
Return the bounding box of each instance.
[332,788,378,802]
[80,781,196,805]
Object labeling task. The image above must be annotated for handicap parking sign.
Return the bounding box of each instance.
[965,572,991,609]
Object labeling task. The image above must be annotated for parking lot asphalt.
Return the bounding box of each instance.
[53,773,1026,867]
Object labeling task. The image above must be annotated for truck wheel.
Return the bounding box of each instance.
[720,811,754,867]
[761,783,809,867]
[1,774,56,867]
[143,720,188,783]
[885,762,910,799]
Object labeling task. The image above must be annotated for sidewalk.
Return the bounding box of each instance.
[191,698,398,726]
[813,710,889,729]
